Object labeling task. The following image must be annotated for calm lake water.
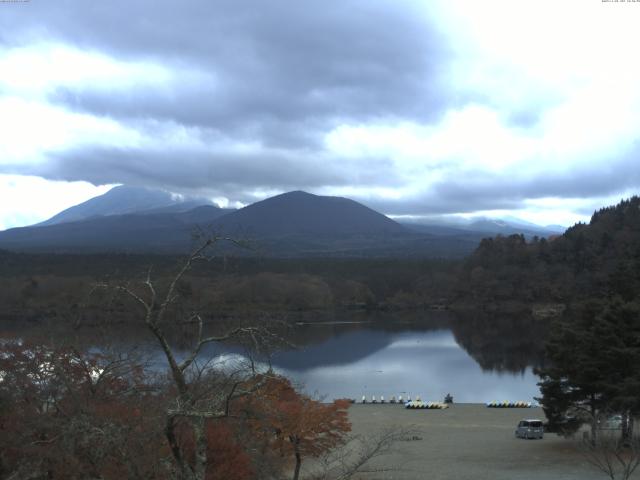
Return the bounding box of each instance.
[193,313,546,404]
[270,327,540,403]
[3,311,547,404]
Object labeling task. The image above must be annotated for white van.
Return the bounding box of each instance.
[515,419,544,439]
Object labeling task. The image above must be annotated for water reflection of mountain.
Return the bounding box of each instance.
[263,309,546,374]
[1,309,547,375]
[270,329,396,370]
[271,312,450,369]
[449,311,548,373]
[194,311,451,370]
[270,326,542,402]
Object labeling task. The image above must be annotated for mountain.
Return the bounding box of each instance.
[401,222,483,237]
[464,218,539,236]
[0,205,234,253]
[490,216,565,235]
[0,190,428,256]
[38,185,213,226]
[210,191,408,237]
[2,190,517,257]
[401,215,564,238]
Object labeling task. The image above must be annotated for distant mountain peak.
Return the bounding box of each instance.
[37,185,213,227]
[211,190,407,237]
[278,190,312,196]
[0,190,413,254]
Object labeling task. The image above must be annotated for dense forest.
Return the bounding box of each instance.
[4,196,640,325]
[0,252,458,324]
[457,196,640,308]
[3,197,640,325]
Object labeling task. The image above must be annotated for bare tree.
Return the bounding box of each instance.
[582,431,640,480]
[308,427,422,480]
[100,236,283,480]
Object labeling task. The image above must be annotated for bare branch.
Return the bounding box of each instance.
[309,427,422,480]
[156,238,216,325]
[144,265,157,310]
[582,433,640,480]
[177,313,204,373]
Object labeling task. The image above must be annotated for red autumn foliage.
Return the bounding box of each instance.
[206,421,255,480]
[1,343,352,480]
[0,341,166,479]
[241,376,352,479]
[176,419,256,480]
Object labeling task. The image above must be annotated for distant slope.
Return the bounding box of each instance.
[465,218,557,237]
[0,190,480,258]
[401,222,485,237]
[38,185,213,226]
[0,206,233,253]
[211,191,408,236]
[402,216,564,238]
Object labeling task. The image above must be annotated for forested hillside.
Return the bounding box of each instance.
[456,196,640,306]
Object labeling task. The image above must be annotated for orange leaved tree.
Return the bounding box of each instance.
[0,341,166,479]
[245,377,351,480]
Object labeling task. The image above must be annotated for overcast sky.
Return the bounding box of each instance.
[1,0,640,230]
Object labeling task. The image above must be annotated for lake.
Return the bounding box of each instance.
[2,311,547,404]
[270,328,540,403]
[194,312,547,404]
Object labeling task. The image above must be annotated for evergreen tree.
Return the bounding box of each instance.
[536,301,609,441]
[536,299,640,442]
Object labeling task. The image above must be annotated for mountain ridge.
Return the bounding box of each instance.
[0,189,422,256]
[1,186,566,258]
[38,185,214,226]
[210,191,408,237]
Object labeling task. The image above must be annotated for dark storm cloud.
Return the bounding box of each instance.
[0,0,463,202]
[7,145,402,203]
[4,1,637,218]
[8,0,450,145]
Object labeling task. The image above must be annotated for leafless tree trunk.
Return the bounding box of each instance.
[292,435,302,480]
[621,411,634,445]
[101,237,282,480]
[590,398,599,446]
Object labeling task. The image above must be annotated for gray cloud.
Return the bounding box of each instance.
[0,0,462,203]
[12,1,451,145]
[6,145,401,204]
[359,149,640,216]
[2,1,639,220]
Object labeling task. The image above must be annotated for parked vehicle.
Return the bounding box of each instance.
[600,414,623,430]
[515,419,544,439]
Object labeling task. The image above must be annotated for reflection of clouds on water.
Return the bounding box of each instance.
[201,353,253,370]
[5,312,542,403]
[145,324,541,404]
[271,330,540,403]
[386,333,459,349]
[269,329,392,370]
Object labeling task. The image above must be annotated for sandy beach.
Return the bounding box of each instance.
[336,403,637,480]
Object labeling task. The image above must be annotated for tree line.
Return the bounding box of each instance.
[457,196,640,307]
[456,197,640,478]
[0,238,413,479]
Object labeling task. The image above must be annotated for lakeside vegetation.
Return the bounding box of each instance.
[5,196,640,321]
[459,196,640,306]
[0,252,459,323]
[2,197,640,478]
